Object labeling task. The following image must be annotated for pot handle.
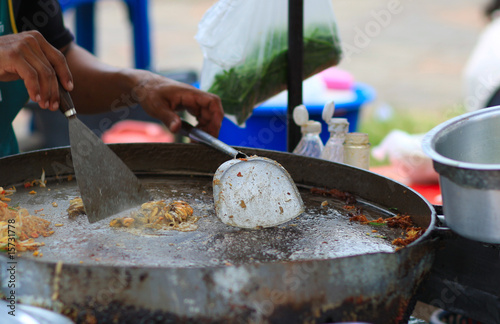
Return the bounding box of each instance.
[431,204,454,239]
[433,205,446,226]
[58,81,77,118]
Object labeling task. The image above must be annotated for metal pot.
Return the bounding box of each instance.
[0,144,437,323]
[422,106,500,244]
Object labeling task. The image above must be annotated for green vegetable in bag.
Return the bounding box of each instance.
[208,25,342,124]
[196,0,343,125]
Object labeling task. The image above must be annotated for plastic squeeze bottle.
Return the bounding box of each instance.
[320,101,349,163]
[292,105,324,158]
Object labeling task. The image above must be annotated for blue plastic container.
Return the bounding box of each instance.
[218,83,376,152]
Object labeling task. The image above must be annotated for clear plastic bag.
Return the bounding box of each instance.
[195,0,342,125]
[372,130,439,184]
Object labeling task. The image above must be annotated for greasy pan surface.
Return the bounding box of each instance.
[0,144,436,323]
[7,175,401,267]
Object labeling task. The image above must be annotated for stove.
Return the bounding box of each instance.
[415,206,500,323]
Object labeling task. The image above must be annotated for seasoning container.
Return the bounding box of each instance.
[344,132,370,169]
[292,104,324,158]
[321,118,349,163]
[320,101,349,163]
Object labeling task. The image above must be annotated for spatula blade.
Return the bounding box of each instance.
[68,117,149,223]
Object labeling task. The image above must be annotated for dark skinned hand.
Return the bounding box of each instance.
[132,73,224,137]
[0,31,73,111]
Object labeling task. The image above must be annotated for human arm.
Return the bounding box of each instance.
[0,30,223,137]
[64,42,223,137]
[2,0,223,137]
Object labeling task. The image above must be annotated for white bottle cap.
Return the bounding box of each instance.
[322,101,335,124]
[301,120,322,133]
[327,118,349,132]
[293,104,309,126]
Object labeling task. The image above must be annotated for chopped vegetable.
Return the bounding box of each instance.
[368,222,387,227]
[208,25,342,124]
[109,217,135,228]
[30,169,46,188]
[38,169,46,188]
[350,211,424,248]
[311,187,357,205]
[24,170,48,188]
[312,185,425,249]
[349,214,368,223]
[392,227,424,248]
[0,187,16,200]
[109,200,198,232]
[67,197,85,217]
[0,200,54,253]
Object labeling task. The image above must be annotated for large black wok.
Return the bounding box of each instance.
[0,144,437,323]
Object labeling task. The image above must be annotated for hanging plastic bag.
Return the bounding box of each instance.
[195,0,342,125]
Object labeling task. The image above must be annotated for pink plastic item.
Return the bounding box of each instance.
[319,67,354,90]
[102,120,174,144]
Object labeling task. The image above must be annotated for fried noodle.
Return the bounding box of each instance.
[0,187,53,252]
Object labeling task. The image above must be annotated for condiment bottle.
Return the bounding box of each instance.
[320,101,349,163]
[343,132,370,170]
[321,118,349,163]
[292,105,324,158]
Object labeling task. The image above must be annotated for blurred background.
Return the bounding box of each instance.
[81,0,489,120]
[15,0,490,153]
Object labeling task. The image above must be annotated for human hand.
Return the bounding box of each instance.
[0,31,73,111]
[133,73,224,137]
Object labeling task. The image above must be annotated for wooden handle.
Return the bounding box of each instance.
[58,82,76,117]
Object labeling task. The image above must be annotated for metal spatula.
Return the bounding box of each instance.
[180,120,304,228]
[58,84,150,223]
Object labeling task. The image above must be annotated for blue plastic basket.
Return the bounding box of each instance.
[218,82,376,152]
